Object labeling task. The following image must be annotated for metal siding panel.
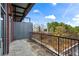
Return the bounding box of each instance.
[14,22,33,40]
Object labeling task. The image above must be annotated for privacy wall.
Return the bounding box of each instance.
[14,22,33,40]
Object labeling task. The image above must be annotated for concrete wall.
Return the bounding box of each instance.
[14,22,33,40]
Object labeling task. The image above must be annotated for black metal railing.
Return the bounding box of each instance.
[31,32,79,56]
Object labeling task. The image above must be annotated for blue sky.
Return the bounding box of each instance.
[23,3,79,27]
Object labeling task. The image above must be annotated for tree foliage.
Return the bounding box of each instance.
[47,22,79,38]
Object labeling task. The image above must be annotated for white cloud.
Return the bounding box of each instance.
[75,14,79,18]
[51,3,57,6]
[72,18,79,23]
[45,15,56,21]
[66,21,78,27]
[72,14,79,23]
[69,14,79,26]
[33,9,40,13]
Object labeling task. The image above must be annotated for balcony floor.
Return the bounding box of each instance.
[5,39,56,56]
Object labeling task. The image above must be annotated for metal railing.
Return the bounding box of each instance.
[31,32,79,56]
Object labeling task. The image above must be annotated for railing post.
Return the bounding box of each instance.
[68,39,70,56]
[41,32,42,46]
[70,40,72,56]
[78,40,79,56]
[58,37,59,56]
[73,40,75,56]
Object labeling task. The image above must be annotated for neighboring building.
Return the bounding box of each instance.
[33,24,48,32]
[33,24,40,32]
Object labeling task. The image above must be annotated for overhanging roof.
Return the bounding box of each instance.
[12,3,35,22]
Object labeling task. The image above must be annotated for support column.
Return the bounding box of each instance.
[7,3,9,54]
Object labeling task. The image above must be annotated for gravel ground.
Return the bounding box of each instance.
[6,39,57,56]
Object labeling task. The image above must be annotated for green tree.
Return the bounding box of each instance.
[47,22,59,32]
[47,22,79,38]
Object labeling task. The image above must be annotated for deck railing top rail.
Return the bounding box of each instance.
[32,32,79,41]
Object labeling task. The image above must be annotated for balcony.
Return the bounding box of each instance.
[1,3,79,56]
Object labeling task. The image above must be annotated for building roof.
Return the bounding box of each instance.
[12,3,35,22]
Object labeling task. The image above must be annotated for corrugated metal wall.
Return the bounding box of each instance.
[14,22,33,40]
